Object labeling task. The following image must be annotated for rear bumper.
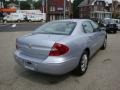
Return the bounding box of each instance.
[14,50,78,75]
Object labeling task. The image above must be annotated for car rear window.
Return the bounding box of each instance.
[33,21,76,35]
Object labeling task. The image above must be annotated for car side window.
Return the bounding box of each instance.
[91,21,99,29]
[82,21,94,33]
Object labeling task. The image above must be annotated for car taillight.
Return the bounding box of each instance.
[49,43,69,56]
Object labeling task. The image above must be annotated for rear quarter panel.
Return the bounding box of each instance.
[57,34,89,67]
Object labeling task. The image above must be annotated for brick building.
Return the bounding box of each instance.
[109,0,120,18]
[41,0,72,21]
[78,0,112,21]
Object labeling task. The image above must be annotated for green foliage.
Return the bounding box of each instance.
[20,1,31,10]
[4,0,19,8]
[4,0,42,10]
[34,0,42,9]
[73,0,83,18]
[4,1,10,8]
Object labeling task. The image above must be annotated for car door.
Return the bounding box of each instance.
[90,21,106,48]
[82,21,100,55]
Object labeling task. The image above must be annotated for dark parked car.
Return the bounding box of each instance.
[106,23,118,33]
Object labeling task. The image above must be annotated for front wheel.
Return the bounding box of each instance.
[101,38,107,50]
[74,51,89,75]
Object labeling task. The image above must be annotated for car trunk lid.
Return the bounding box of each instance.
[17,34,67,60]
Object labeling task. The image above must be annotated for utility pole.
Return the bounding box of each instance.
[0,0,4,8]
[112,0,114,18]
[64,0,66,19]
[46,0,48,21]
[0,1,2,8]
[18,0,21,10]
[42,0,45,13]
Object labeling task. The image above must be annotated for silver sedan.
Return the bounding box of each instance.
[14,19,107,75]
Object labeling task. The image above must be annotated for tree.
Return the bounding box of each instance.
[27,0,35,9]
[4,0,18,8]
[34,0,42,9]
[73,0,83,18]
[20,1,31,10]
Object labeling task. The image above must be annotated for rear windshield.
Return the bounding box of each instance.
[33,21,76,35]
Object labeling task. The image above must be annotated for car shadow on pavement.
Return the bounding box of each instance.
[14,65,70,85]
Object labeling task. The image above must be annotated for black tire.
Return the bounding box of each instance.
[101,38,107,50]
[40,19,43,22]
[28,19,31,22]
[3,20,7,23]
[74,51,89,76]
[113,30,117,34]
[17,20,21,23]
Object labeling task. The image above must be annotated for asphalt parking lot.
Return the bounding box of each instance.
[0,31,120,90]
[0,22,43,31]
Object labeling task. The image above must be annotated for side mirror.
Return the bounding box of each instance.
[99,27,106,31]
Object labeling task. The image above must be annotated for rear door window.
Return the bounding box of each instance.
[91,21,99,29]
[82,21,94,33]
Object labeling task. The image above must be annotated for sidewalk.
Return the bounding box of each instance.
[0,21,44,25]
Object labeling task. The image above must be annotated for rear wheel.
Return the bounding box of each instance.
[74,51,89,75]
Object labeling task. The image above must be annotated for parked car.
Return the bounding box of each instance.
[14,19,107,75]
[112,19,120,31]
[104,18,119,33]
[106,23,118,33]
[117,24,120,30]
[3,13,25,23]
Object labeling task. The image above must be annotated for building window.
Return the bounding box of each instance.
[80,8,82,11]
[94,6,97,11]
[50,6,55,11]
[66,7,69,11]
[100,2,102,5]
[97,2,99,5]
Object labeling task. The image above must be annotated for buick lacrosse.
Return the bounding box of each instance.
[14,19,107,75]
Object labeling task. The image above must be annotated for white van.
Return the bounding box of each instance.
[27,15,42,22]
[3,13,25,23]
[27,13,46,22]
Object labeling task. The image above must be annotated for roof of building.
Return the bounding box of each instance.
[78,0,95,7]
[78,0,108,7]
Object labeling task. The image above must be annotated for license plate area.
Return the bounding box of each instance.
[24,61,35,71]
